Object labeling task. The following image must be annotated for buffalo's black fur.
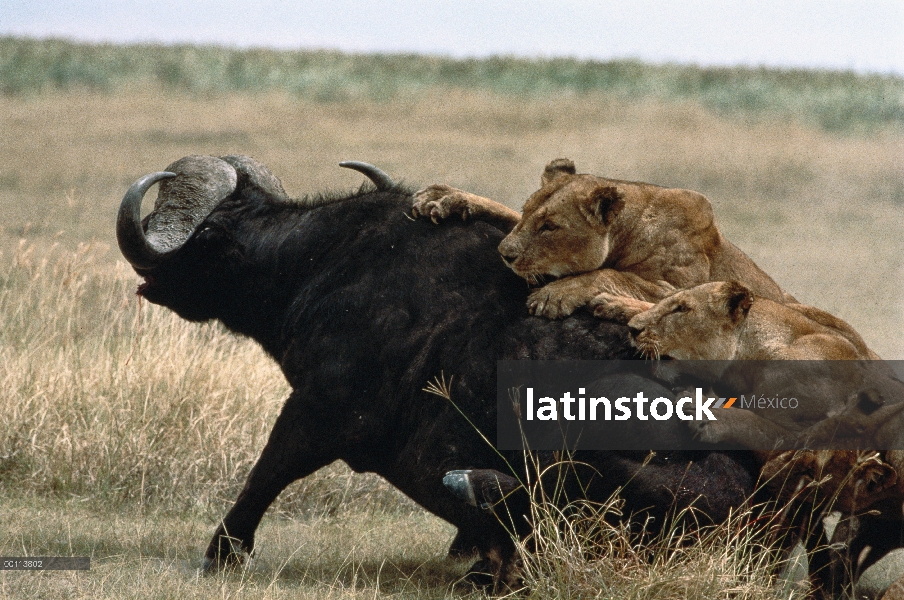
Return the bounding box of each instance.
[134,181,758,575]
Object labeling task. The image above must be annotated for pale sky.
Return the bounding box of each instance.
[3,0,903,75]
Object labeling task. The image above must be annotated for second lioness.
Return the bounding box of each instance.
[412,158,792,318]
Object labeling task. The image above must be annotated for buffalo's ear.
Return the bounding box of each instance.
[589,185,624,226]
[722,281,753,321]
[541,158,576,187]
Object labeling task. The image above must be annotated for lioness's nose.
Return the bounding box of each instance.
[498,243,518,265]
[626,321,643,337]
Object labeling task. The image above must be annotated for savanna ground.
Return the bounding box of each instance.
[0,38,902,598]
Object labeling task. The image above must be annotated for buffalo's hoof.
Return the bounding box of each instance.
[463,554,524,594]
[444,469,521,511]
[463,557,495,589]
[444,470,479,507]
[202,536,251,574]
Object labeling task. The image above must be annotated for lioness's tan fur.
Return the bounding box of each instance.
[623,281,887,441]
[624,281,902,521]
[625,281,876,361]
[412,158,791,318]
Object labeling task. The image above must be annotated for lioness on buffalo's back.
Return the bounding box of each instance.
[620,280,895,446]
[414,158,904,596]
[624,280,877,361]
[412,158,793,319]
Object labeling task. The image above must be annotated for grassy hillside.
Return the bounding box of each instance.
[2,36,902,133]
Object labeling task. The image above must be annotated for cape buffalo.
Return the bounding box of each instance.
[116,154,759,583]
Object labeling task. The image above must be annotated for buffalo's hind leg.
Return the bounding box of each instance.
[203,393,334,571]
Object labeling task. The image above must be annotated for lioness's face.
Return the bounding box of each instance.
[498,172,623,281]
[627,282,752,360]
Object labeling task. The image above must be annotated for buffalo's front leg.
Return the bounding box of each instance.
[203,395,333,571]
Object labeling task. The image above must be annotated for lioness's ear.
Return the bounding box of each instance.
[857,460,897,496]
[541,158,576,187]
[589,185,625,225]
[856,388,884,416]
[723,281,753,321]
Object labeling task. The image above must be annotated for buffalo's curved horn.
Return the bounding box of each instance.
[116,171,177,270]
[117,155,238,270]
[339,161,395,191]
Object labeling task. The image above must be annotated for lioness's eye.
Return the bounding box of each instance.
[672,304,689,313]
[538,222,558,233]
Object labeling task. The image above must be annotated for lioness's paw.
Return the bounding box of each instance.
[590,293,653,323]
[411,184,471,223]
[591,293,633,322]
[528,286,584,319]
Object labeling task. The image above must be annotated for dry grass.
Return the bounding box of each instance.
[0,78,900,597]
[518,498,787,600]
[1,88,900,357]
[0,491,793,599]
[0,496,468,599]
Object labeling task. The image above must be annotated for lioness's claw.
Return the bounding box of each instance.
[527,285,584,319]
[411,184,475,224]
[592,294,629,322]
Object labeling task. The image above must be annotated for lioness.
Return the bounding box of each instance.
[412,158,792,318]
[620,280,900,461]
[620,280,887,436]
[618,281,904,584]
[621,280,878,361]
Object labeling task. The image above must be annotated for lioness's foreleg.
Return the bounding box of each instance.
[589,293,654,323]
[528,269,675,319]
[411,184,521,232]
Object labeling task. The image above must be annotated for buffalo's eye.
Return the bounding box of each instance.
[538,222,558,233]
[194,225,229,251]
